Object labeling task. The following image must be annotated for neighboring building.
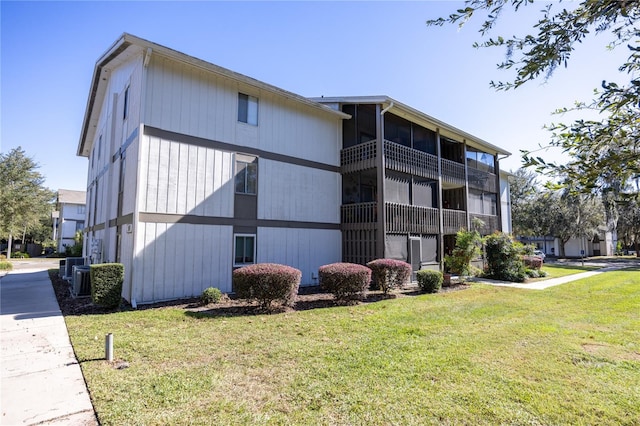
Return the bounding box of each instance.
[77,34,512,305]
[52,189,87,253]
[313,97,511,272]
[520,226,614,258]
[77,34,347,305]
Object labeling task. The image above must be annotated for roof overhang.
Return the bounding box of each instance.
[78,33,350,157]
[310,95,511,157]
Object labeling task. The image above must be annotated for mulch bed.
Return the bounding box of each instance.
[48,269,470,317]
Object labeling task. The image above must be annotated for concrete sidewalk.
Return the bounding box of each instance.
[472,265,627,290]
[1,262,97,425]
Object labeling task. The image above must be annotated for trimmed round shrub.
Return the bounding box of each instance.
[416,270,443,293]
[366,259,412,294]
[319,262,371,302]
[0,261,12,271]
[233,263,301,309]
[523,255,543,270]
[201,287,222,304]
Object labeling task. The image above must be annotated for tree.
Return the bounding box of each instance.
[617,193,640,256]
[444,228,482,278]
[508,168,539,237]
[0,147,54,258]
[541,190,604,258]
[427,1,640,194]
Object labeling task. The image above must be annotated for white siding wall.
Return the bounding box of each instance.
[144,56,341,167]
[499,173,512,234]
[258,160,340,223]
[257,228,341,285]
[132,223,233,303]
[138,135,234,216]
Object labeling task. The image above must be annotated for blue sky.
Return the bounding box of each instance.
[1,1,629,192]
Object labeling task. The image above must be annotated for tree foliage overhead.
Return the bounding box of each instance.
[427,0,640,194]
[0,147,54,256]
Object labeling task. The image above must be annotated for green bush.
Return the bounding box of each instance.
[366,259,412,295]
[90,263,124,309]
[12,252,30,259]
[444,228,482,277]
[233,263,301,310]
[484,232,527,282]
[416,270,443,293]
[0,261,12,271]
[319,262,371,302]
[201,287,222,304]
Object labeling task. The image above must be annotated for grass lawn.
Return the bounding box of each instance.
[65,269,640,425]
[540,263,601,279]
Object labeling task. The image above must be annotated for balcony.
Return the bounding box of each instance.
[443,209,467,234]
[341,202,440,234]
[341,140,377,174]
[383,141,439,180]
[341,202,377,230]
[470,213,500,234]
[441,158,466,186]
[468,168,497,192]
[386,202,439,234]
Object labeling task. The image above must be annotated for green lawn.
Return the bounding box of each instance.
[65,269,640,425]
[541,263,600,279]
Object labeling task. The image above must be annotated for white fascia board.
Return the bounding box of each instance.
[312,95,511,157]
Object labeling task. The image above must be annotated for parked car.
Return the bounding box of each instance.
[533,250,546,259]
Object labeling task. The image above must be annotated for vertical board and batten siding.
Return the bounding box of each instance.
[258,159,340,224]
[500,173,512,234]
[138,135,234,216]
[143,55,341,167]
[132,223,233,303]
[144,56,236,144]
[258,92,341,166]
[257,228,341,285]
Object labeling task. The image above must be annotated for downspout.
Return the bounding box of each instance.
[129,50,152,309]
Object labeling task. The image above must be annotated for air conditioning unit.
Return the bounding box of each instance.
[59,259,66,278]
[64,257,84,281]
[72,265,91,297]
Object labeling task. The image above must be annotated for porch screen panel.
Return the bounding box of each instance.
[413,179,435,207]
[385,173,410,204]
[420,235,438,263]
[385,234,408,261]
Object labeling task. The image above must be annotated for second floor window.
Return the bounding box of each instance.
[238,93,258,125]
[235,156,257,195]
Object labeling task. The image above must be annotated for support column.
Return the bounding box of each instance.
[375,104,386,259]
[436,129,444,270]
[463,141,471,230]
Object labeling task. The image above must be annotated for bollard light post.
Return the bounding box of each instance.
[105,333,114,362]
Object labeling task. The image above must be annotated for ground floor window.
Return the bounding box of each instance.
[234,234,255,266]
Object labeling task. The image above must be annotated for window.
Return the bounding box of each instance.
[97,135,102,160]
[234,234,255,266]
[235,156,257,194]
[75,221,85,232]
[123,86,129,120]
[238,93,258,125]
[77,205,86,215]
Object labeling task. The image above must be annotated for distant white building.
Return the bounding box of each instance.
[52,189,86,253]
[520,226,614,258]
